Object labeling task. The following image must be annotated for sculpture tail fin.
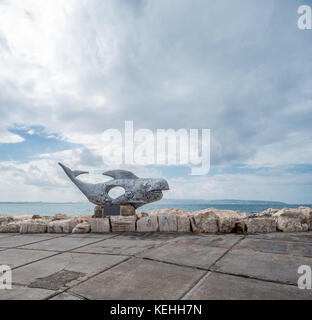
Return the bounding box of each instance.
[58,162,89,179]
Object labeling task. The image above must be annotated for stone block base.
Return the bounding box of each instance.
[94,205,135,218]
[90,218,110,233]
[137,215,159,232]
[1,206,311,235]
[110,216,137,232]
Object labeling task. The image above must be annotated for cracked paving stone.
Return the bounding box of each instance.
[29,270,85,290]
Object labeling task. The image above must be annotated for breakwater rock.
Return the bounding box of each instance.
[0,207,311,234]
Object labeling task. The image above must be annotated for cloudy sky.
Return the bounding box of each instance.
[0,0,311,203]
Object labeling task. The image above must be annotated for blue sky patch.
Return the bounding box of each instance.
[0,126,78,162]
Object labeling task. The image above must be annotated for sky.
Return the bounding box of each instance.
[0,0,312,203]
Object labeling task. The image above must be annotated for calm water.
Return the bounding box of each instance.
[0,202,310,216]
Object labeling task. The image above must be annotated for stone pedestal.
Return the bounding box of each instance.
[94,206,104,217]
[94,205,135,218]
[120,205,136,216]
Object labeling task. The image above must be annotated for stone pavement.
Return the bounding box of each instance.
[0,232,312,300]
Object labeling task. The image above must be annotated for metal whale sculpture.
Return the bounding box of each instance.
[58,162,169,209]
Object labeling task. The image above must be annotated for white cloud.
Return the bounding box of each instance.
[0,150,310,203]
[0,0,311,202]
[0,130,24,143]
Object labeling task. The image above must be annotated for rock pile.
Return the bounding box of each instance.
[0,207,311,235]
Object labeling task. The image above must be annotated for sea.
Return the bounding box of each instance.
[0,202,310,216]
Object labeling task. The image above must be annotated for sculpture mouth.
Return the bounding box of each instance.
[151,190,163,196]
[151,186,169,192]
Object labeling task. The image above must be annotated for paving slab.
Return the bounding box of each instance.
[139,235,238,269]
[13,252,128,286]
[0,233,19,239]
[237,238,312,257]
[70,258,205,300]
[73,233,168,255]
[19,236,111,252]
[192,234,243,248]
[211,248,312,285]
[250,232,312,243]
[0,233,311,300]
[23,233,65,238]
[65,233,119,239]
[142,232,182,240]
[0,285,55,300]
[183,272,312,300]
[0,234,63,248]
[0,248,57,269]
[50,292,84,300]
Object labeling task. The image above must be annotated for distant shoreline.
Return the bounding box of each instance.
[0,200,298,205]
[0,202,311,216]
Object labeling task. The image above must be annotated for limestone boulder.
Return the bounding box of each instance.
[48,218,79,234]
[32,215,42,220]
[0,221,21,233]
[77,215,92,223]
[276,217,306,233]
[255,208,279,217]
[136,215,159,232]
[90,218,110,233]
[110,216,137,232]
[20,219,48,234]
[52,213,68,221]
[13,215,33,221]
[0,216,13,226]
[136,211,149,220]
[72,222,91,234]
[159,214,178,232]
[177,214,191,232]
[298,207,312,230]
[151,210,178,232]
[213,210,248,233]
[245,217,277,234]
[151,208,188,216]
[273,208,309,232]
[188,210,218,233]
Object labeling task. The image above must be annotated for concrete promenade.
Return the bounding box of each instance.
[0,232,312,300]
